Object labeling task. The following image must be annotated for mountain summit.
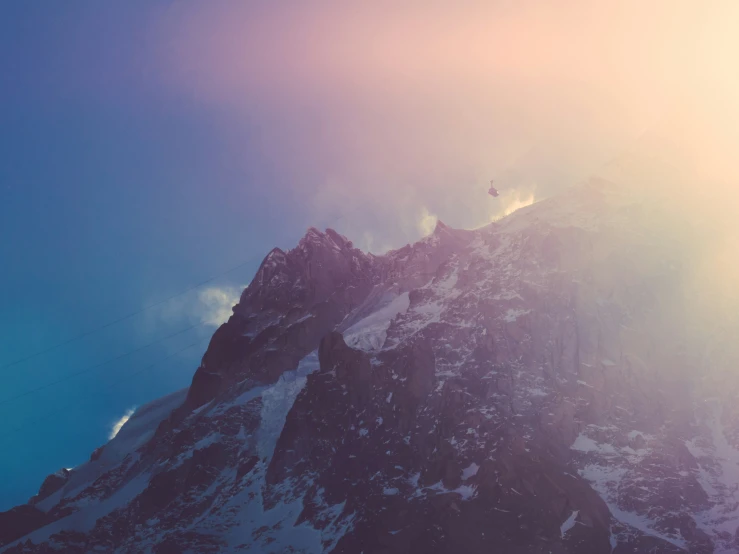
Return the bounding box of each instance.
[3,179,739,553]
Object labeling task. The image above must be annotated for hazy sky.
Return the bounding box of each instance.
[2,0,739,508]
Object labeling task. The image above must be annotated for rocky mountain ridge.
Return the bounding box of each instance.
[2,178,739,553]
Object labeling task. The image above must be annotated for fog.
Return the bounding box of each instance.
[152,0,739,263]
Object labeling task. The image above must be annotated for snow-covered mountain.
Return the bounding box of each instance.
[3,177,739,553]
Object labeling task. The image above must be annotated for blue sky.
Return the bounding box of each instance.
[0,1,681,508]
[0,3,316,509]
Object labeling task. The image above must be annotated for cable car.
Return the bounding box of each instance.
[488,180,499,197]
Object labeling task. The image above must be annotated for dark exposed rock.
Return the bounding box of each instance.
[0,506,49,547]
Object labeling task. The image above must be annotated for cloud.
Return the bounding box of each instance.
[147,1,739,253]
[358,231,394,255]
[197,286,242,327]
[418,207,438,236]
[499,190,537,220]
[145,284,245,334]
[151,1,678,249]
[109,407,135,440]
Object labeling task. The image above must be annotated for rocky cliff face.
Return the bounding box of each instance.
[2,179,739,553]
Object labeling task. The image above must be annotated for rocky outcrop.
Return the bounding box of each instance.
[0,507,48,548]
[29,469,69,506]
[182,228,378,412]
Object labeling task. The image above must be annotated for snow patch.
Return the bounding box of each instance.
[561,510,579,538]
[578,463,686,549]
[344,292,410,351]
[257,351,320,461]
[462,463,479,480]
[503,308,530,322]
[571,433,617,455]
[223,475,354,553]
[526,387,548,398]
[686,400,739,552]
[453,484,477,500]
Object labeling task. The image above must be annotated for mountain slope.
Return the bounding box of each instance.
[3,178,739,553]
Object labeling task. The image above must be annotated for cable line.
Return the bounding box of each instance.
[0,254,263,371]
[0,336,209,440]
[0,321,209,407]
[0,205,361,372]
